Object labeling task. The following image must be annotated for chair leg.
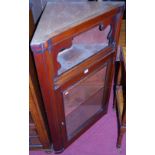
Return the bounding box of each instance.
[117,126,126,148]
[113,91,117,110]
[117,132,123,148]
[113,60,122,110]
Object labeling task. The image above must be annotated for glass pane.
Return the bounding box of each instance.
[57,25,110,75]
[63,66,107,140]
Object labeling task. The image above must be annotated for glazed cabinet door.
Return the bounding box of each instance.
[63,66,107,140]
[59,53,114,143]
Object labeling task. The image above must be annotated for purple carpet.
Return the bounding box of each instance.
[30,88,126,155]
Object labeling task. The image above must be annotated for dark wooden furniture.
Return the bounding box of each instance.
[114,46,126,148]
[29,8,51,150]
[31,1,124,153]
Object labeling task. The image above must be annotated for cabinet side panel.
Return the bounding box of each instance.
[32,51,64,152]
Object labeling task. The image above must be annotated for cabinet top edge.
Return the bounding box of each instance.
[31,1,124,47]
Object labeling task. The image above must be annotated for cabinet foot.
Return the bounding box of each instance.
[54,148,64,154]
[44,145,53,154]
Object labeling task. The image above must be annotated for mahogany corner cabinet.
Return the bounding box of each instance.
[31,1,124,153]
